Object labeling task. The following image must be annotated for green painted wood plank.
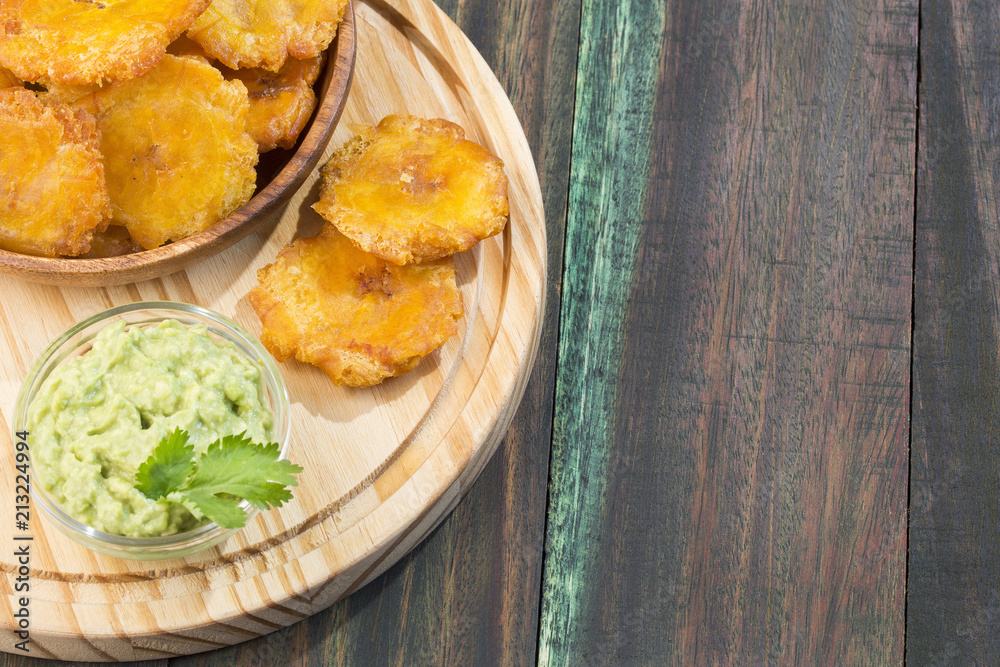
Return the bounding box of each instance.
[908,0,1000,662]
[539,0,917,663]
[538,0,665,662]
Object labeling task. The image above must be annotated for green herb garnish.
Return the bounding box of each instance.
[136,429,303,529]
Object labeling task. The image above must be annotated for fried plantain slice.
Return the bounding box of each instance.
[0,0,211,85]
[165,34,213,63]
[76,225,143,258]
[248,224,464,387]
[219,54,323,152]
[0,88,111,257]
[312,115,509,265]
[0,66,20,89]
[283,54,324,87]
[72,54,258,249]
[187,0,348,71]
[38,82,100,105]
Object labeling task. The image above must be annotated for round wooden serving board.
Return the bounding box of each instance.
[0,0,545,660]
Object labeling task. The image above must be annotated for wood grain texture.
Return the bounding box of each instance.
[539,0,916,664]
[908,0,1000,663]
[157,0,579,664]
[0,0,545,660]
[0,9,355,287]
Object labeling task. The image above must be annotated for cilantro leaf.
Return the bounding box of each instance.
[176,488,250,529]
[135,428,195,500]
[180,433,303,528]
[136,430,303,530]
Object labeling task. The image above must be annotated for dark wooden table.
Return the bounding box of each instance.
[10,0,1000,663]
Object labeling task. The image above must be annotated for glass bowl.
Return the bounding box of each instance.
[12,301,290,561]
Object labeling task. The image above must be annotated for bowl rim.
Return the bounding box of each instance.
[12,301,291,556]
[0,1,357,286]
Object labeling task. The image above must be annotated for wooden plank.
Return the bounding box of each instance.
[538,0,917,663]
[148,0,577,665]
[908,0,1000,662]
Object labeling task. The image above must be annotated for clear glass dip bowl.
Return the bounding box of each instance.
[12,301,290,561]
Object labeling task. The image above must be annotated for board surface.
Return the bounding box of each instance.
[0,0,546,660]
[908,0,1000,662]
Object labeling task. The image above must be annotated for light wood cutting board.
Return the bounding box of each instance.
[0,0,545,659]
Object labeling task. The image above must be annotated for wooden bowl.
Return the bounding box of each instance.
[0,3,357,287]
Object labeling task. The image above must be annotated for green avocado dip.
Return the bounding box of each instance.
[27,319,274,538]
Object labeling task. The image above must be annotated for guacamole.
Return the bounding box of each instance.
[28,319,274,538]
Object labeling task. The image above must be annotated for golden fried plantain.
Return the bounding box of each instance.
[248,224,464,387]
[312,115,509,265]
[0,66,20,89]
[38,83,100,105]
[0,0,211,85]
[0,88,111,257]
[72,55,258,249]
[187,0,347,71]
[165,34,213,63]
[77,225,143,258]
[219,55,323,152]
